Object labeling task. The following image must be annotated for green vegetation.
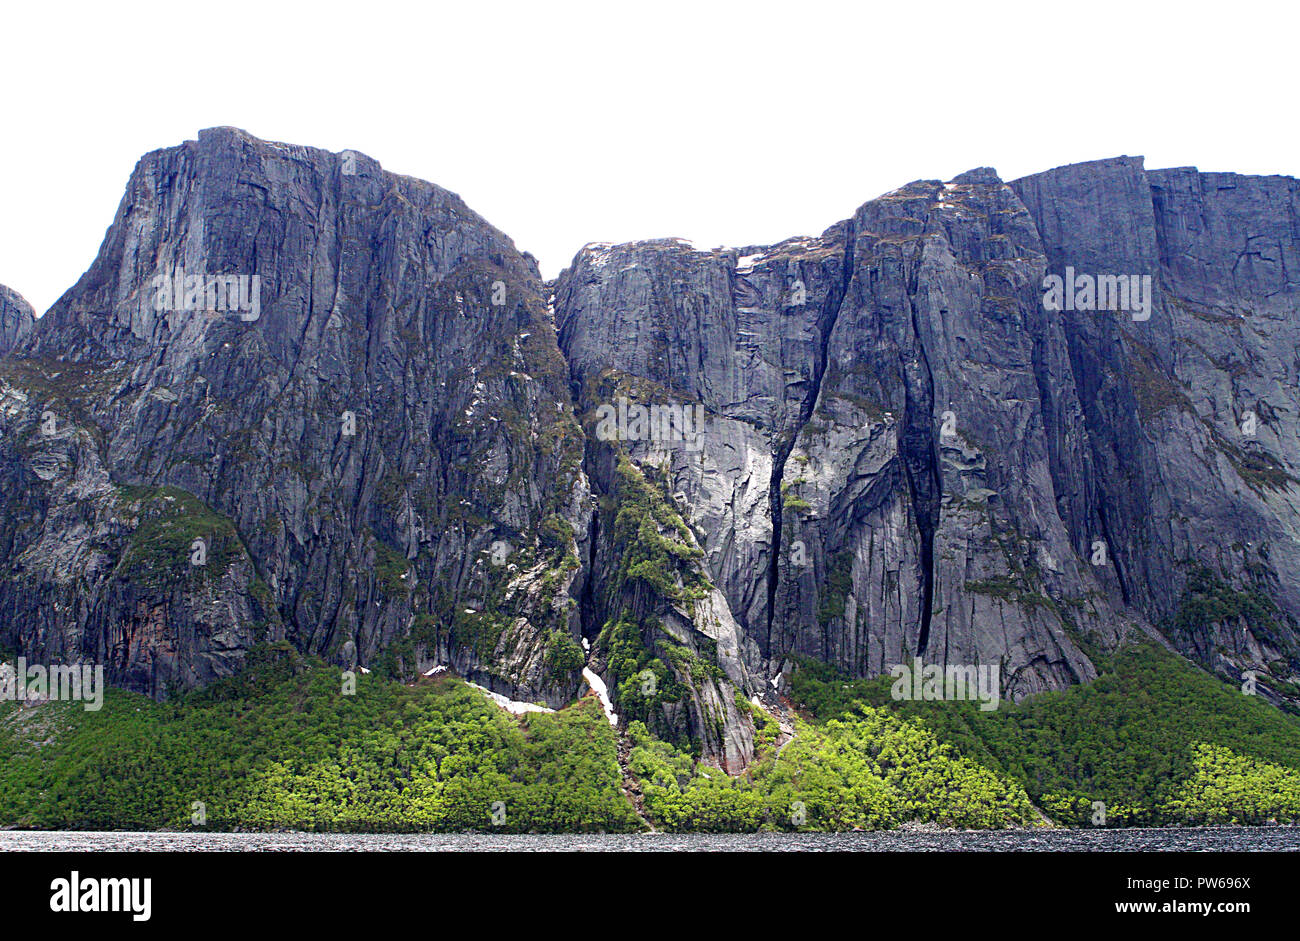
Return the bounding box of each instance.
[0,644,639,833]
[735,693,779,759]
[780,478,812,514]
[1163,744,1300,825]
[781,494,812,514]
[449,607,509,662]
[629,704,1037,831]
[594,452,723,754]
[5,634,1300,831]
[1223,443,1296,493]
[1126,341,1194,422]
[1160,566,1300,706]
[1164,566,1288,649]
[0,356,128,444]
[609,455,711,603]
[543,630,585,682]
[598,616,687,737]
[817,550,853,627]
[114,485,244,587]
[964,574,1057,613]
[370,533,413,595]
[788,642,1300,826]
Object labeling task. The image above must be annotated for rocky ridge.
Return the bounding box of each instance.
[0,286,34,356]
[1,130,1297,770]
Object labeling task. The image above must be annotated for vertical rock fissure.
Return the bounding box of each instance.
[1095,508,1131,606]
[579,495,602,642]
[763,222,856,654]
[765,448,787,653]
[902,303,941,657]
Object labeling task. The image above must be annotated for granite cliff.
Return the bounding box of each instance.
[0,286,34,356]
[2,129,1297,769]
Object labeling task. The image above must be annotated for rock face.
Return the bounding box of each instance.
[554,235,846,767]
[0,128,590,707]
[554,157,1300,717]
[2,129,1298,769]
[0,286,34,355]
[553,181,1117,710]
[1011,159,1300,699]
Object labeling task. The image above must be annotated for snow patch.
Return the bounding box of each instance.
[585,243,616,269]
[468,682,555,715]
[582,667,618,726]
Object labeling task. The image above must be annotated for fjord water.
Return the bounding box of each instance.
[1,828,1297,852]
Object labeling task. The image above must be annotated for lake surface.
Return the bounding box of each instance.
[1,827,1297,851]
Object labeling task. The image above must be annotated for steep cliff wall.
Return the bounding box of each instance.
[0,128,591,706]
[2,130,1297,769]
[0,286,34,356]
[555,157,1300,709]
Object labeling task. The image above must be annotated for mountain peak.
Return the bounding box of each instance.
[0,284,34,355]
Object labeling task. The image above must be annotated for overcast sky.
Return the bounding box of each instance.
[2,0,1295,315]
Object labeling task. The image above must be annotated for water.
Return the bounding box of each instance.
[1,827,1296,851]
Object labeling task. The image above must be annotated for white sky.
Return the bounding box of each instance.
[2,0,1295,315]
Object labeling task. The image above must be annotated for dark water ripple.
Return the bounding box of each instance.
[1,827,1298,851]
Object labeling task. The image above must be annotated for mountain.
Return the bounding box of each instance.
[1,128,1297,772]
[0,127,587,717]
[0,286,34,355]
